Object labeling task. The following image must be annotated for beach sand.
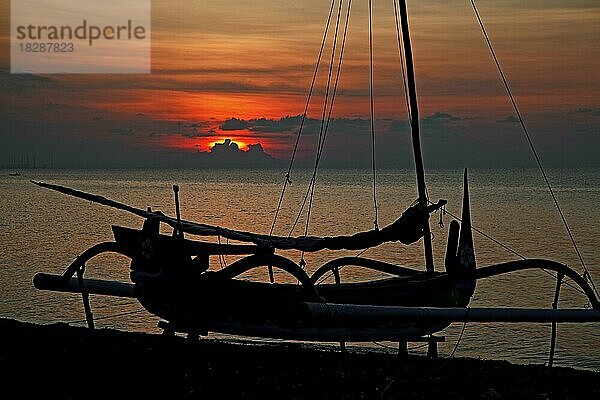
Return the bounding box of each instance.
[0,318,598,399]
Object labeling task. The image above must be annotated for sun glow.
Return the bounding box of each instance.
[208,138,249,151]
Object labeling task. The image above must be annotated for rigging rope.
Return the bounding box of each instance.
[269,0,337,237]
[393,0,412,123]
[470,0,598,299]
[437,203,527,260]
[436,203,586,296]
[289,0,352,238]
[449,317,468,359]
[372,341,428,351]
[369,0,380,230]
[217,235,228,269]
[303,0,345,238]
[280,0,381,248]
[68,308,147,325]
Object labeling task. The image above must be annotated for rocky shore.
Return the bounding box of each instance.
[0,318,598,399]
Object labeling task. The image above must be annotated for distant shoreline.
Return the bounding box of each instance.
[1,318,598,399]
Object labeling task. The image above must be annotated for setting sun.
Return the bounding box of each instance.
[208,138,249,151]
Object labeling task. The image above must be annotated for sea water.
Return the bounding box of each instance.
[0,168,599,370]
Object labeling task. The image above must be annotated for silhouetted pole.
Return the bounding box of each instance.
[173,185,183,238]
[548,273,563,367]
[398,0,434,272]
[76,266,95,330]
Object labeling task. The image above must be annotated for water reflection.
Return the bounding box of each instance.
[0,168,598,370]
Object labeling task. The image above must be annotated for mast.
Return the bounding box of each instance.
[398,0,434,272]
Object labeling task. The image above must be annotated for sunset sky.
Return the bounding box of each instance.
[1,0,599,168]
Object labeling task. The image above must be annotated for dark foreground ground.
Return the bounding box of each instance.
[0,318,598,399]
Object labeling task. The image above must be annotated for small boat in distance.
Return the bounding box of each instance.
[9,172,21,176]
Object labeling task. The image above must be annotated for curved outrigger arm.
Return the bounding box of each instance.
[33,241,135,298]
[60,242,131,279]
[310,257,600,310]
[310,256,425,284]
[303,258,600,325]
[463,259,600,310]
[33,244,322,300]
[211,254,320,300]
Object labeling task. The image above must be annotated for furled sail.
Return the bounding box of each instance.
[31,180,433,252]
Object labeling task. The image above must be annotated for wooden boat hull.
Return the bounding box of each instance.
[135,271,469,340]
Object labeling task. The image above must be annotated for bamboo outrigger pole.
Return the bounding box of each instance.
[398,0,435,272]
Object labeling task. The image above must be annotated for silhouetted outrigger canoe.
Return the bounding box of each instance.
[34,173,600,341]
[30,175,600,346]
[31,176,468,339]
[31,1,600,362]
